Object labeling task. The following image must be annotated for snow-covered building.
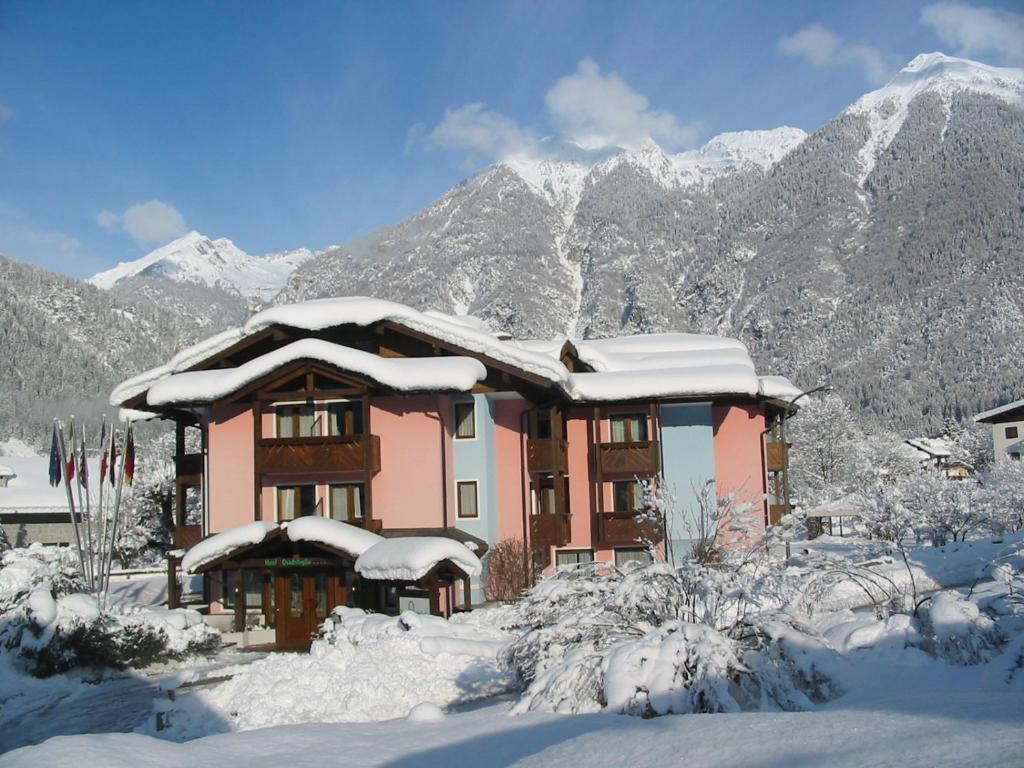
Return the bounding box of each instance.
[0,455,79,547]
[974,398,1024,462]
[902,438,972,478]
[112,296,801,649]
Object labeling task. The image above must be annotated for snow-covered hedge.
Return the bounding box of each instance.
[0,544,219,677]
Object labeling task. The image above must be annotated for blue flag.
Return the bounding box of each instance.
[48,423,61,487]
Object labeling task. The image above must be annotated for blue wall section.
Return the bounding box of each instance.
[452,393,498,602]
[658,403,716,564]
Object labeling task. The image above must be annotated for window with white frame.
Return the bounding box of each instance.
[555,549,594,566]
[457,480,479,518]
[1007,426,1019,440]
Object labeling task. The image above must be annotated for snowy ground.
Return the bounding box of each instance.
[3,534,1023,766]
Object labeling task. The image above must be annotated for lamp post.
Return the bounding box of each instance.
[779,383,833,518]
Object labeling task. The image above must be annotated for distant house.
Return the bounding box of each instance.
[902,437,972,478]
[112,296,802,650]
[0,455,79,547]
[974,399,1024,462]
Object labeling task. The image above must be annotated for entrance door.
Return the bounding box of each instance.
[274,570,346,650]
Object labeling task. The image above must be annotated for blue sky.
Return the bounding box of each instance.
[1,0,1022,277]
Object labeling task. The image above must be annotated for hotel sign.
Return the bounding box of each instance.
[261,557,333,568]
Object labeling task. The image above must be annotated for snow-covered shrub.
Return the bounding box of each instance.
[503,562,842,717]
[921,590,1004,665]
[0,544,218,677]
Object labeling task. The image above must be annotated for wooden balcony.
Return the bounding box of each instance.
[597,441,660,475]
[597,511,662,545]
[530,512,571,549]
[258,434,381,474]
[768,504,790,525]
[173,524,203,550]
[765,442,790,473]
[175,453,203,478]
[526,438,569,474]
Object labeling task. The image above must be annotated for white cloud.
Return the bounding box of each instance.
[921,3,1024,63]
[546,59,700,151]
[415,58,702,161]
[96,200,187,246]
[426,102,537,158]
[778,24,891,84]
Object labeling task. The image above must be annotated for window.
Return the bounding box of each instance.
[612,480,643,513]
[535,410,552,439]
[221,570,264,609]
[555,549,594,566]
[277,485,317,521]
[609,413,647,443]
[328,401,364,436]
[614,548,653,568]
[276,404,317,437]
[1006,426,1019,440]
[457,480,479,518]
[454,401,476,439]
[330,483,365,522]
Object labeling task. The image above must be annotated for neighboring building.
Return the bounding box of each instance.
[974,399,1024,462]
[112,297,801,649]
[0,455,79,547]
[0,465,14,487]
[903,438,972,479]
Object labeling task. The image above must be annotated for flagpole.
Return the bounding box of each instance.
[56,419,88,586]
[77,426,96,591]
[96,418,109,608]
[100,420,119,599]
[103,421,131,597]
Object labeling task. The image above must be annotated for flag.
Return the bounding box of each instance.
[78,433,88,489]
[108,429,117,486]
[48,424,61,487]
[65,421,75,485]
[123,427,135,486]
[99,421,108,484]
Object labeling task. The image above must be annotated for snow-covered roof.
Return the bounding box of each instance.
[904,438,952,459]
[974,398,1024,423]
[147,339,487,406]
[113,296,799,408]
[355,536,482,582]
[181,517,479,582]
[0,455,102,511]
[0,465,13,478]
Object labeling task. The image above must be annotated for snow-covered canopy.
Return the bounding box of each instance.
[181,517,479,583]
[147,339,487,406]
[355,536,482,582]
[974,397,1024,423]
[0,465,14,478]
[113,296,799,408]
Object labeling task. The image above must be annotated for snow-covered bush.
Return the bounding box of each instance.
[0,544,218,677]
[921,590,1004,665]
[502,562,842,717]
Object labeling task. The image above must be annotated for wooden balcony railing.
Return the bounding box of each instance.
[258,434,381,474]
[597,511,662,545]
[530,512,571,549]
[765,442,790,473]
[597,440,660,475]
[175,453,203,478]
[173,524,203,550]
[526,438,569,474]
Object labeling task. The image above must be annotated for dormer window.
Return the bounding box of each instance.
[276,404,316,438]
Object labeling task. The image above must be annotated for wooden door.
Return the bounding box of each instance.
[274,570,347,650]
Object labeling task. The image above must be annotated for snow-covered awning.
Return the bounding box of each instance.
[354,536,482,582]
[146,338,487,406]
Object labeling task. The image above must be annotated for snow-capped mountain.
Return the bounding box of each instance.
[88,231,317,303]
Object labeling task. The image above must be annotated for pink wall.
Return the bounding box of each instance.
[207,404,255,532]
[371,395,449,529]
[565,411,596,547]
[494,399,531,542]
[713,404,768,547]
